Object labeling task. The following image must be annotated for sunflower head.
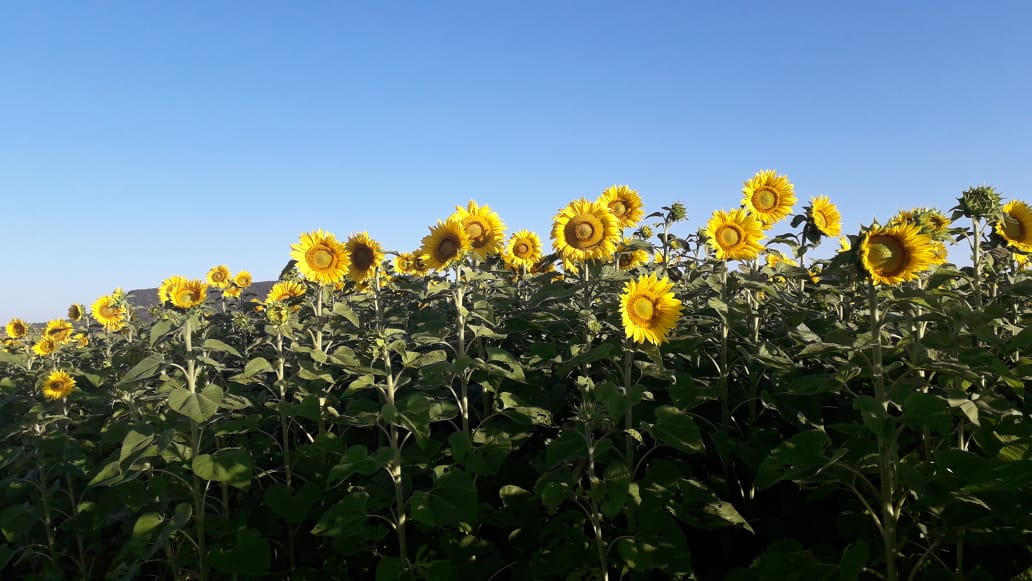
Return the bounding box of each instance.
[393,252,416,275]
[6,318,28,339]
[33,337,58,356]
[765,251,799,269]
[551,198,621,263]
[598,185,645,229]
[168,279,208,310]
[42,370,76,400]
[704,209,766,261]
[616,238,650,270]
[44,319,75,344]
[995,200,1032,252]
[74,333,89,348]
[889,207,953,241]
[233,271,253,289]
[742,170,796,226]
[290,229,351,286]
[504,229,543,271]
[223,285,243,299]
[620,272,683,345]
[420,218,471,270]
[206,265,231,288]
[859,223,937,285]
[451,200,506,258]
[806,196,842,238]
[91,291,128,332]
[67,304,84,322]
[345,232,385,283]
[957,185,1002,219]
[265,280,306,305]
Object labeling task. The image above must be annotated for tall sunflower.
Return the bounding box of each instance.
[42,370,76,400]
[504,229,543,270]
[265,280,306,304]
[290,229,351,285]
[995,200,1032,252]
[807,196,842,237]
[158,275,188,304]
[598,185,645,229]
[67,304,84,322]
[742,169,796,226]
[44,319,74,344]
[620,272,684,345]
[91,292,127,332]
[345,232,385,283]
[233,271,253,289]
[206,265,231,288]
[551,199,621,263]
[5,318,27,339]
[860,223,936,285]
[451,200,506,258]
[420,218,470,270]
[168,279,208,310]
[704,209,766,261]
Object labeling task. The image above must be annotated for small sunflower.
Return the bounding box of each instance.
[598,185,645,229]
[44,319,74,344]
[860,223,937,285]
[995,200,1032,252]
[233,271,253,289]
[223,285,243,299]
[765,252,799,268]
[807,196,842,237]
[91,292,127,332]
[168,279,208,310]
[420,218,470,270]
[67,304,84,322]
[504,229,543,270]
[704,209,766,261]
[551,198,621,263]
[290,229,351,286]
[929,240,949,265]
[345,232,385,283]
[616,238,649,270]
[411,252,432,275]
[742,170,796,226]
[620,272,683,345]
[393,252,416,275]
[42,370,76,400]
[158,275,188,304]
[451,200,506,258]
[265,280,306,304]
[33,337,57,357]
[6,318,28,339]
[206,265,231,288]
[74,333,89,347]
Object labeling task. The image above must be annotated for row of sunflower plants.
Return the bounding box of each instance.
[2,176,1032,580]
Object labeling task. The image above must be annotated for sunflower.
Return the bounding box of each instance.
[91,292,127,332]
[620,272,683,345]
[44,319,74,344]
[504,229,543,270]
[1016,253,1031,270]
[33,337,58,356]
[42,370,76,400]
[233,271,253,289]
[765,252,799,268]
[859,223,937,285]
[929,240,949,265]
[345,232,385,283]
[742,169,796,226]
[290,229,351,285]
[616,238,649,270]
[223,285,243,299]
[393,252,416,275]
[265,280,306,304]
[74,333,89,347]
[598,185,645,229]
[807,196,842,237]
[551,199,621,263]
[206,265,231,288]
[451,200,506,258]
[838,236,852,253]
[420,218,470,270]
[704,209,766,261]
[67,304,84,322]
[411,253,432,275]
[168,279,208,309]
[6,318,28,339]
[995,200,1032,252]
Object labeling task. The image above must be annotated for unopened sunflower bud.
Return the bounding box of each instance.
[668,202,687,222]
[958,185,1002,219]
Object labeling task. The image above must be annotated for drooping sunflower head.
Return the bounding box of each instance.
[233,270,253,289]
[598,185,645,229]
[5,318,28,339]
[265,280,306,304]
[859,223,937,285]
[742,169,796,226]
[206,265,231,288]
[168,279,208,310]
[504,229,543,270]
[420,218,471,270]
[44,319,74,344]
[806,196,842,237]
[345,232,385,283]
[42,370,76,400]
[451,200,506,258]
[551,198,621,263]
[32,337,58,357]
[995,200,1032,252]
[620,272,684,345]
[290,229,351,286]
[704,208,766,261]
[67,304,84,322]
[91,292,127,332]
[616,237,650,270]
[765,251,800,269]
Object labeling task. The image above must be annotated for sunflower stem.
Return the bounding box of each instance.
[868,280,899,581]
[971,216,984,310]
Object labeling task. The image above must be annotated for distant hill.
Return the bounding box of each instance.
[123,281,276,313]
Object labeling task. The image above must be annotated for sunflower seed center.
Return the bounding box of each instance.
[632,296,654,320]
[310,247,335,269]
[610,201,627,216]
[755,188,778,211]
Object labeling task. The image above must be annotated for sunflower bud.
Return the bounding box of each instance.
[668,202,687,222]
[958,185,1002,219]
[638,225,654,239]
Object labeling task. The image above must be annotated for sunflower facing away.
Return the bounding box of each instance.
[620,272,684,345]
[265,280,306,304]
[807,196,842,237]
[6,318,28,339]
[742,169,796,226]
[345,232,385,283]
[67,303,84,322]
[290,229,351,285]
[168,279,208,310]
[44,319,74,344]
[598,185,645,229]
[42,370,76,400]
[452,200,506,258]
[860,223,937,285]
[995,200,1032,252]
[91,291,127,332]
[551,198,621,263]
[207,265,231,288]
[420,218,470,270]
[504,229,543,270]
[704,209,766,261]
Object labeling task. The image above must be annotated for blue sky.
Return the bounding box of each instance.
[2,2,1030,322]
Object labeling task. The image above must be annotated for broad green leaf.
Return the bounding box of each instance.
[210,528,271,577]
[838,541,868,581]
[756,430,830,490]
[311,494,368,537]
[202,338,241,358]
[327,445,381,485]
[167,385,223,422]
[192,448,253,489]
[232,357,273,381]
[117,354,165,386]
[901,391,952,434]
[264,482,322,524]
[650,405,704,454]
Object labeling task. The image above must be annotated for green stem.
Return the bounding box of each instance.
[869,281,898,581]
[971,217,984,309]
[38,462,56,555]
[454,270,470,436]
[183,316,207,581]
[383,334,407,562]
[719,263,730,438]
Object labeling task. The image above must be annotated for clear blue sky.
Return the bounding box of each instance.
[2,2,1030,323]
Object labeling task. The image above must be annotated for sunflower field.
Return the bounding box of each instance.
[3,175,1032,580]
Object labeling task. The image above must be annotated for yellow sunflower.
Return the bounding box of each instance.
[206,265,231,288]
[42,370,76,400]
[504,229,543,270]
[345,232,385,283]
[765,252,799,268]
[44,319,74,344]
[265,280,306,304]
[233,271,253,289]
[74,333,89,348]
[223,285,243,299]
[704,209,766,261]
[168,279,208,310]
[91,292,127,332]
[290,229,351,285]
[807,196,841,237]
[67,304,84,322]
[393,252,416,275]
[620,272,684,345]
[616,238,649,270]
[6,318,28,339]
[420,218,470,270]
[33,337,58,356]
[598,185,645,229]
[995,200,1032,251]
[551,198,621,263]
[742,169,796,226]
[929,240,949,265]
[158,275,188,304]
[859,223,937,285]
[451,200,506,258]
[838,236,852,253]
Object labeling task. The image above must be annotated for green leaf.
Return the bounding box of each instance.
[117,354,165,386]
[901,391,952,434]
[756,430,830,490]
[838,541,868,581]
[650,405,704,454]
[210,528,271,577]
[311,494,368,537]
[264,482,322,524]
[232,357,273,382]
[327,445,381,485]
[167,385,223,422]
[149,319,174,348]
[202,338,241,358]
[332,302,361,327]
[410,467,479,527]
[192,448,253,489]
[854,395,892,439]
